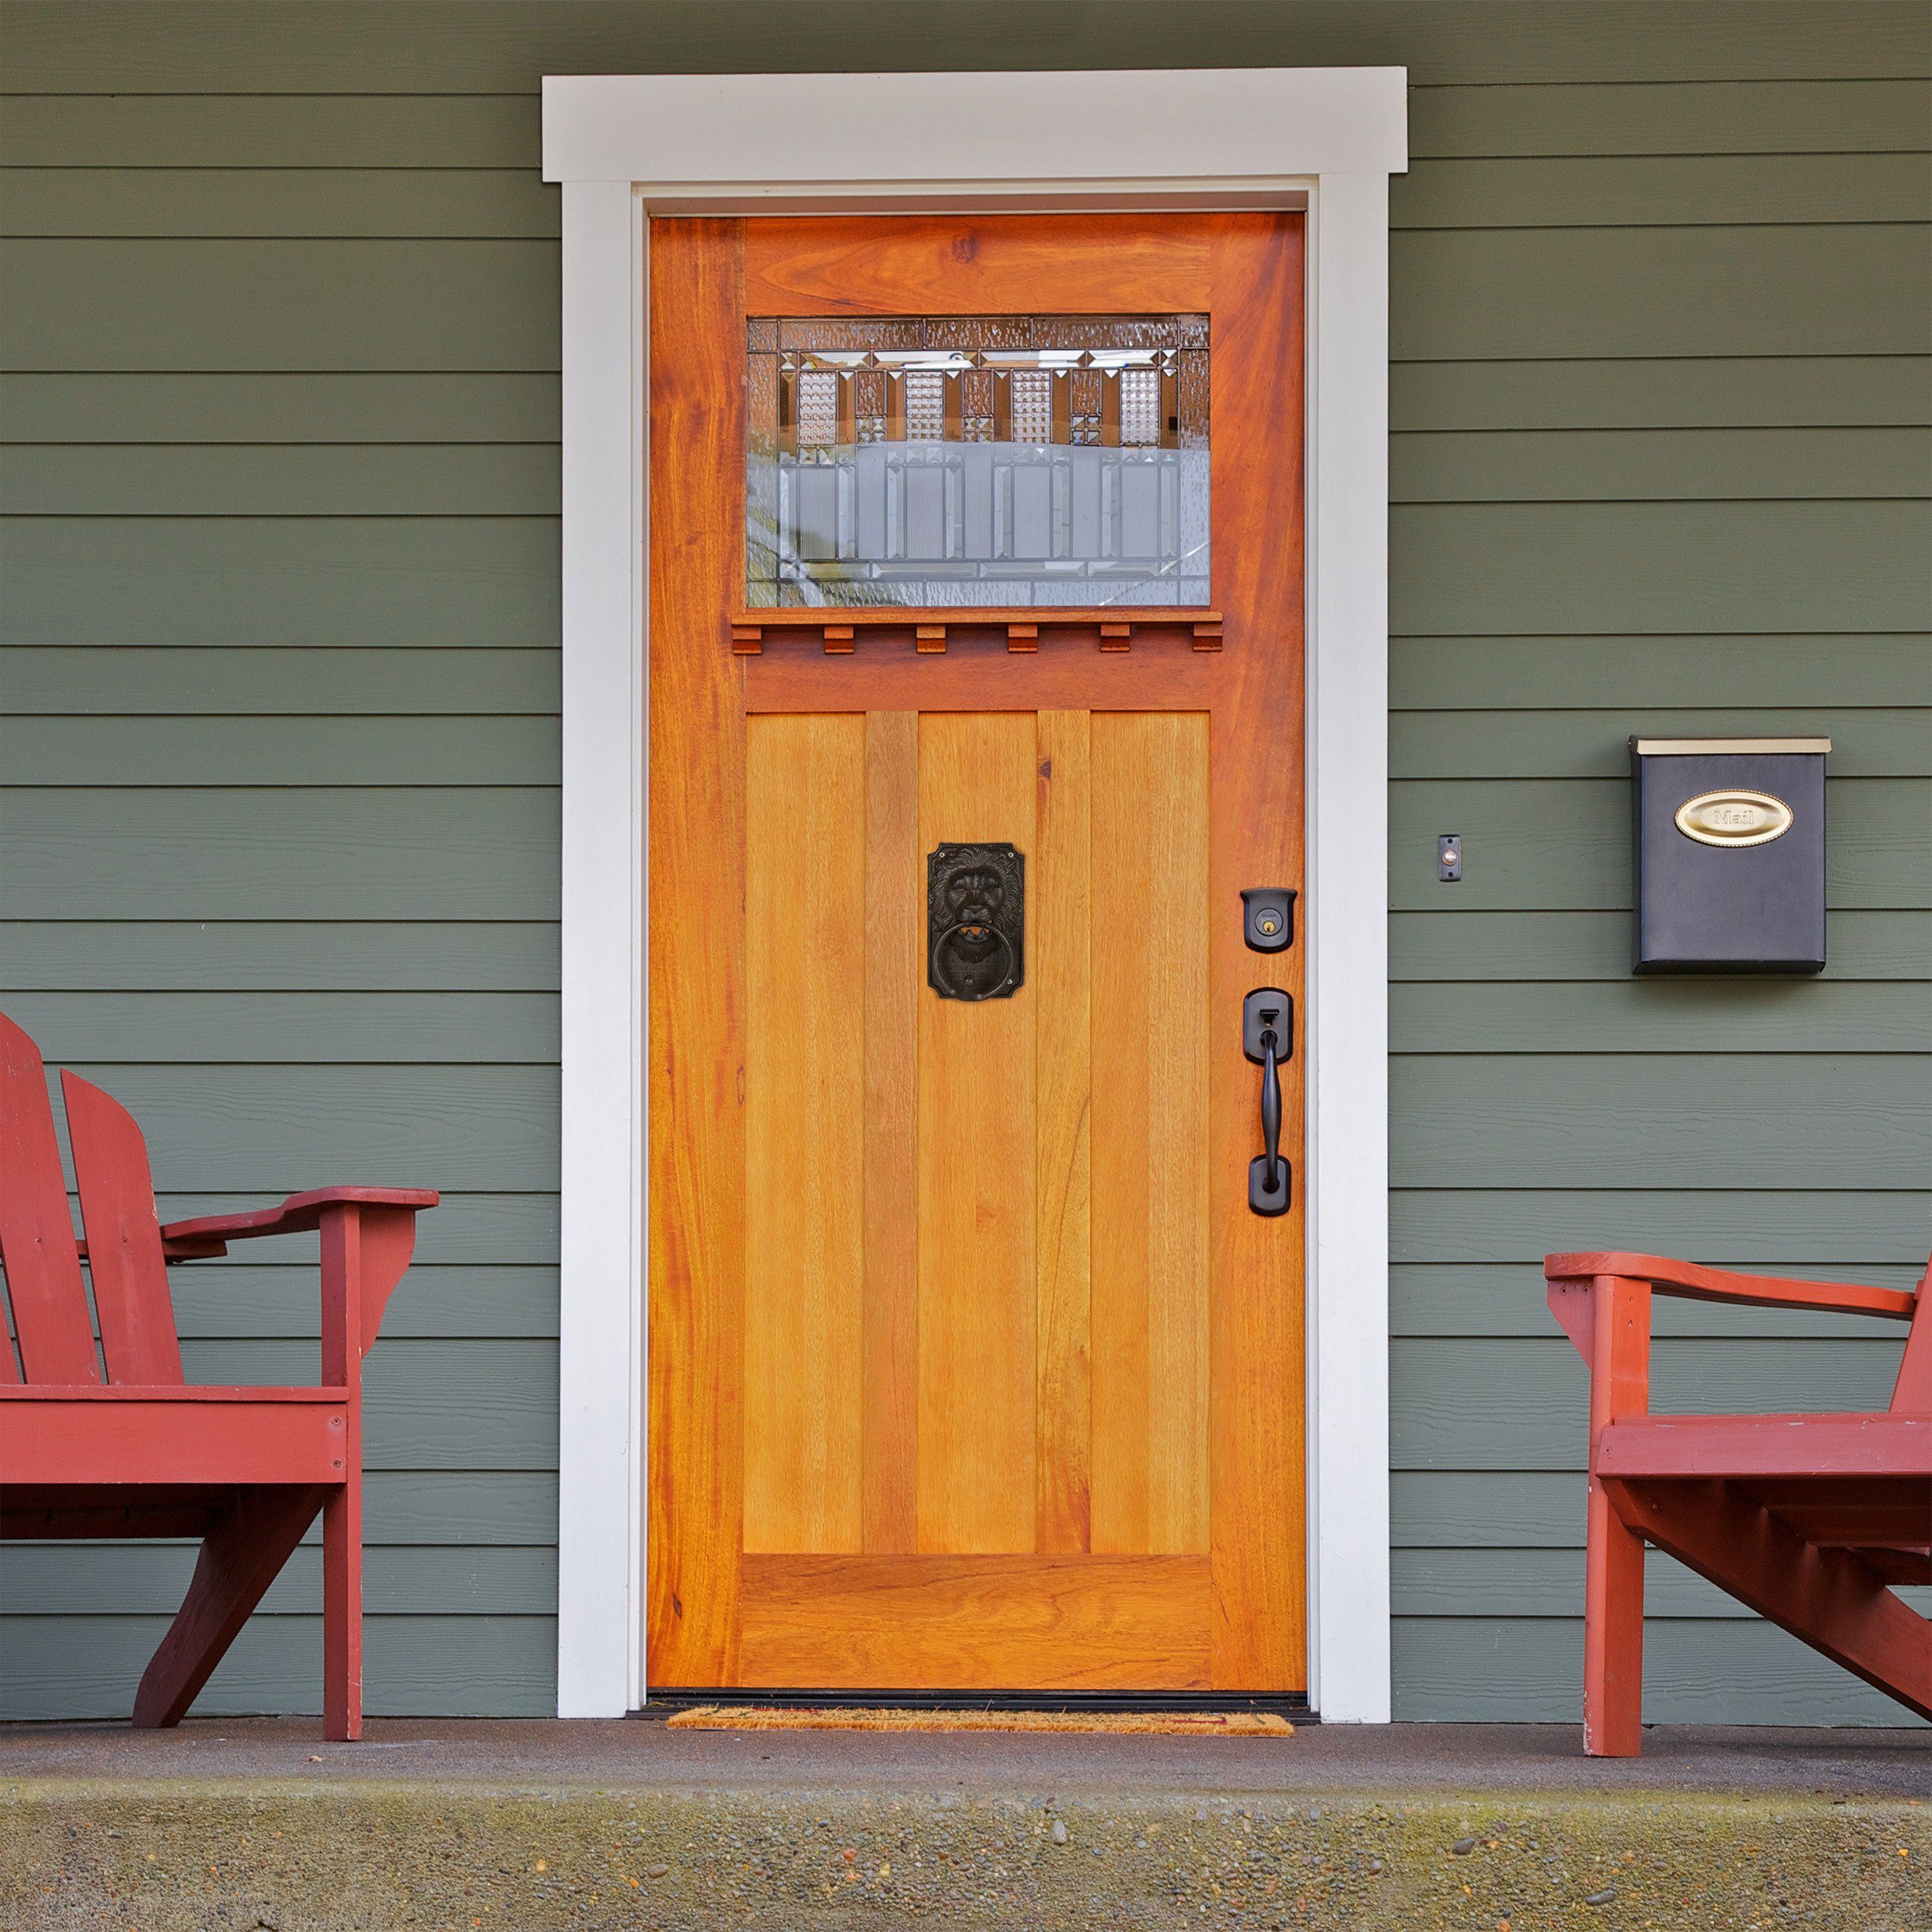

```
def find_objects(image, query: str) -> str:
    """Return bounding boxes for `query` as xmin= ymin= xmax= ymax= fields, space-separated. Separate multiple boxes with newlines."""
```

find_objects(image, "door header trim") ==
xmin=545 ymin=69 xmax=1406 ymax=193
xmin=547 ymin=66 xmax=1403 ymax=1726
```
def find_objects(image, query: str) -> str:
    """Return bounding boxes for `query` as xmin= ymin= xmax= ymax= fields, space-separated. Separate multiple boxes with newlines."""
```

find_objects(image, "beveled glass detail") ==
xmin=746 ymin=314 xmax=1210 ymax=609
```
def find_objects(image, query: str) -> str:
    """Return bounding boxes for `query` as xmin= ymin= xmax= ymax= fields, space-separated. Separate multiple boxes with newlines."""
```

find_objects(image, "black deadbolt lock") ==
xmin=928 ymin=842 xmax=1024 ymax=1001
xmin=1241 ymin=888 xmax=1297 ymax=953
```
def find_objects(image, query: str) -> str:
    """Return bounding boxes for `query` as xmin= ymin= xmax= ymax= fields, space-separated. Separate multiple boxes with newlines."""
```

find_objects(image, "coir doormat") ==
xmin=663 ymin=1705 xmax=1293 ymax=1737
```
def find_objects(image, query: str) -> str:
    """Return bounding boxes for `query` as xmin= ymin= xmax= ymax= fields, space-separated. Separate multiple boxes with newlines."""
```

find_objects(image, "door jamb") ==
xmin=545 ymin=67 xmax=1406 ymax=1724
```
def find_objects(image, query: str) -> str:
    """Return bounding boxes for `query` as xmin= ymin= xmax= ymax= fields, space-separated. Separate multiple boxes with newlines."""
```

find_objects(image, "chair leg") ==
xmin=133 ymin=1487 xmax=325 ymax=1728
xmin=1583 ymin=1475 xmax=1646 ymax=1755
xmin=322 ymin=1478 xmax=363 ymax=1742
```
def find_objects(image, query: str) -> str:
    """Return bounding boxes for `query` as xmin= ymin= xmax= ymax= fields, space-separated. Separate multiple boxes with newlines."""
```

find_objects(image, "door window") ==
xmin=746 ymin=313 xmax=1210 ymax=608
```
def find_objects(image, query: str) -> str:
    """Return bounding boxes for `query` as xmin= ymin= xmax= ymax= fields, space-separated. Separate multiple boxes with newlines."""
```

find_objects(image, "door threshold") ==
xmin=636 ymin=1689 xmax=1315 ymax=1721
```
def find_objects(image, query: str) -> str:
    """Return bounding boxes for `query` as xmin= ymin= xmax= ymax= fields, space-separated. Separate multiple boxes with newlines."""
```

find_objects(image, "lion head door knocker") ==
xmin=927 ymin=842 xmax=1025 ymax=1001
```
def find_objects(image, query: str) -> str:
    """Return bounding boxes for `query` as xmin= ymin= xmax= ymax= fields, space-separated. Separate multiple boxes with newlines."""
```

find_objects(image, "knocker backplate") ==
xmin=928 ymin=841 xmax=1025 ymax=1001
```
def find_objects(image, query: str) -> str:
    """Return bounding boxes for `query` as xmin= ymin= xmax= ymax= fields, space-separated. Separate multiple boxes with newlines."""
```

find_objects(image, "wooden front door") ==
xmin=647 ymin=214 xmax=1305 ymax=1694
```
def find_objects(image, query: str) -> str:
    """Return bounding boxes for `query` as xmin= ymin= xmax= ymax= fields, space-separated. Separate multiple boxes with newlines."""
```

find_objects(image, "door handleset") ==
xmin=1243 ymin=989 xmax=1292 ymax=1217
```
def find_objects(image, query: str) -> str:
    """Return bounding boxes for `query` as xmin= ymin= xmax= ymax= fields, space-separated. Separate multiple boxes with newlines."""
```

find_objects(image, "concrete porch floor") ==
xmin=3 ymin=1717 xmax=1927 ymax=1930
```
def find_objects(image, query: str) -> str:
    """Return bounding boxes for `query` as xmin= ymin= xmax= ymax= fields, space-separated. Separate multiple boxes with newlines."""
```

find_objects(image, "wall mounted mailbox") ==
xmin=1631 ymin=737 xmax=1830 ymax=974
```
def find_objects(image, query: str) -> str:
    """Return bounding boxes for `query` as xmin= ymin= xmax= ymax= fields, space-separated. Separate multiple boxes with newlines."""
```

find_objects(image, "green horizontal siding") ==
xmin=1393 ymin=358 xmax=1932 ymax=430
xmin=0 ymin=646 xmax=560 ymax=713
xmin=1392 ymin=909 xmax=1932 ymax=981
xmin=1392 ymin=636 xmax=1932 ymax=708
xmin=0 ymin=517 xmax=559 ymax=645
xmin=1395 ymin=1264 xmax=1924 ymax=1339
xmin=1407 ymin=79 xmax=1932 ymax=156
xmin=0 ymin=239 xmax=561 ymax=369
xmin=1392 ymin=502 xmax=1929 ymax=632
xmin=1392 ymin=152 xmax=1932 ymax=227
xmin=0 ymin=1546 xmax=558 ymax=1617
xmin=1392 ymin=227 xmax=1931 ymax=358
xmin=0 ymin=715 xmax=560 ymax=784
xmin=4 ymin=789 xmax=561 ymax=917
xmin=0 ymin=1617 xmax=555 ymax=1721
xmin=165 ymin=1265 xmax=558 ymax=1340
xmin=0 ymin=372 xmax=561 ymax=442
xmin=1393 ymin=1620 xmax=1922 ymax=1725
xmin=3 ymin=3 xmax=1927 ymax=1728
xmin=1392 ymin=708 xmax=1932 ymax=776
xmin=1394 ymin=1189 xmax=1932 ymax=1267
xmin=0 ymin=921 xmax=559 ymax=990
xmin=4 ymin=1 xmax=1926 ymax=89
xmin=1389 ymin=778 xmax=1932 ymax=909
xmin=0 ymin=444 xmax=561 ymax=515
xmin=0 ymin=168 xmax=561 ymax=238
xmin=1391 ymin=980 xmax=1932 ymax=1053
xmin=5 ymin=991 xmax=559 ymax=1061
xmin=1393 ymin=1338 xmax=1909 ymax=1469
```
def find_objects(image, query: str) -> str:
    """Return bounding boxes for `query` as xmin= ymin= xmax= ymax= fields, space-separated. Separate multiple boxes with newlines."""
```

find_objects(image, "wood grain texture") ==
xmin=744 ymin=214 xmax=1211 ymax=317
xmin=1205 ymin=214 xmax=1307 ymax=1689
xmin=743 ymin=714 xmax=866 ymax=1552
xmin=1090 ymin=713 xmax=1211 ymax=1558
xmin=915 ymin=712 xmax=1038 ymax=1555
xmin=1032 ymin=710 xmax=1092 ymax=1555
xmin=646 ymin=217 xmax=746 ymax=1686
xmin=739 ymin=1553 xmax=1210 ymax=1691
xmin=744 ymin=648 xmax=1217 ymax=715
xmin=862 ymin=711 xmax=920 ymax=1553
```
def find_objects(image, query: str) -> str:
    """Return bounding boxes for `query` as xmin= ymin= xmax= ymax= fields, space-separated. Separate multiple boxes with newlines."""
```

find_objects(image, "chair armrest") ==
xmin=157 ymin=1187 xmax=438 ymax=1258
xmin=1546 ymin=1251 xmax=1918 ymax=1323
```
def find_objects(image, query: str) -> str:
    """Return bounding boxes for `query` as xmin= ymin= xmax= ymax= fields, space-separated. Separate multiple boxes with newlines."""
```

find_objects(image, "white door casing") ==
xmin=544 ymin=67 xmax=1405 ymax=1721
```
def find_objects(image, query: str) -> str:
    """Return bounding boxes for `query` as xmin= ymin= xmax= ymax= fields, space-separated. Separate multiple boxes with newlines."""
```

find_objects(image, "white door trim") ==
xmin=544 ymin=67 xmax=1405 ymax=1723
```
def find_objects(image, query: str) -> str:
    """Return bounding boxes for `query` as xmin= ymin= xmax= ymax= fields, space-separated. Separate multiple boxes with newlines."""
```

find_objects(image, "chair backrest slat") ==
xmin=0 ymin=1014 xmax=100 ymax=1384
xmin=63 ymin=1069 xmax=183 ymax=1385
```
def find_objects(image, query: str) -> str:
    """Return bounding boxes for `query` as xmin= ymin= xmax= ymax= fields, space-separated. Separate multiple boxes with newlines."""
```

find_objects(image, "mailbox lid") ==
xmin=1632 ymin=739 xmax=1828 ymax=974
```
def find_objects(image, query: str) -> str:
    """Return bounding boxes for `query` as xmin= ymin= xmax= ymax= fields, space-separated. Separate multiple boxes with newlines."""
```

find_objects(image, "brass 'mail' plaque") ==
xmin=1674 ymin=789 xmax=1794 ymax=848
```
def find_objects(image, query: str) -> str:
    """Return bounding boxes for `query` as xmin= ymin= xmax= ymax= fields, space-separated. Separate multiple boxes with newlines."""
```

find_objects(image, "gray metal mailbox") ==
xmin=1631 ymin=737 xmax=1830 ymax=974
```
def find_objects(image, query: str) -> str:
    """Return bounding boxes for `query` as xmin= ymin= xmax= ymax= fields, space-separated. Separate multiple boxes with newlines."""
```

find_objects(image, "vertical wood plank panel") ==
xmin=1090 ymin=718 xmax=1152 ymax=1551
xmin=1208 ymin=213 xmax=1308 ymax=1688
xmin=743 ymin=713 xmax=866 ymax=1552
xmin=1145 ymin=715 xmax=1212 ymax=1554
xmin=1033 ymin=709 xmax=1092 ymax=1554
xmin=646 ymin=217 xmax=746 ymax=1683
xmin=1091 ymin=713 xmax=1211 ymax=1557
xmin=863 ymin=709 xmax=921 ymax=1552
xmin=916 ymin=712 xmax=1038 ymax=1554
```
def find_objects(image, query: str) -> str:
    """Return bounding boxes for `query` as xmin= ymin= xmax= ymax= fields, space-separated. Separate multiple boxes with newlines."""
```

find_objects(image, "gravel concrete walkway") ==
xmin=4 ymin=1717 xmax=1927 ymax=1930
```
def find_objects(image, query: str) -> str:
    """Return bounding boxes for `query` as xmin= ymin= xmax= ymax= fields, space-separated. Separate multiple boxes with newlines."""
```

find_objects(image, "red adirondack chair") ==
xmin=1546 ymin=1248 xmax=1931 ymax=1755
xmin=0 ymin=1011 xmax=435 ymax=1740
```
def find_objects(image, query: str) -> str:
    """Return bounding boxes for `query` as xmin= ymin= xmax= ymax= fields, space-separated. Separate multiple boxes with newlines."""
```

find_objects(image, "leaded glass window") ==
xmin=746 ymin=315 xmax=1210 ymax=609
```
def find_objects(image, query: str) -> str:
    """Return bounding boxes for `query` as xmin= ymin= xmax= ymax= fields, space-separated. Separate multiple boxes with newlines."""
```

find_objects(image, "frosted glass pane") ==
xmin=746 ymin=314 xmax=1210 ymax=609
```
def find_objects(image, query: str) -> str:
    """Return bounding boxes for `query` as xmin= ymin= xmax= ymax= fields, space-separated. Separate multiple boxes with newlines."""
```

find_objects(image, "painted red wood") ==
xmin=0 ymin=1012 xmax=100 ymax=1383
xmin=1582 ymin=1275 xmax=1649 ymax=1759
xmin=1597 ymin=1413 xmax=1932 ymax=1480
xmin=0 ymin=1393 xmax=349 ymax=1484
xmin=132 ymin=1485 xmax=328 ymax=1727
xmin=1890 ymin=1257 xmax=1932 ymax=1411
xmin=1546 ymin=1251 xmax=1917 ymax=1322
xmin=62 ymin=1069 xmax=183 ymax=1385
xmin=0 ymin=1008 xmax=435 ymax=1740
xmin=1603 ymin=1476 xmax=1931 ymax=1723
xmin=1547 ymin=1251 xmax=1932 ymax=1757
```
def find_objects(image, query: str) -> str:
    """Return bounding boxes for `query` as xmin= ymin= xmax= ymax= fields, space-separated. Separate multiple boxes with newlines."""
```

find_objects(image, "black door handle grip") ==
xmin=1243 ymin=989 xmax=1292 ymax=1217
xmin=1259 ymin=1029 xmax=1283 ymax=1194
